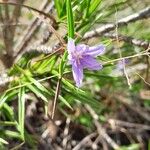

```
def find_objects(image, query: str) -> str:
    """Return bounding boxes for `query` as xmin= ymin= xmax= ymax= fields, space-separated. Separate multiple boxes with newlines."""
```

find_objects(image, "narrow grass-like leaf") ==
xmin=84 ymin=0 xmax=91 ymax=18
xmin=118 ymin=143 xmax=140 ymax=150
xmin=67 ymin=0 xmax=74 ymax=38
xmin=26 ymin=84 xmax=48 ymax=102
xmin=26 ymin=77 xmax=50 ymax=96
xmin=0 ymin=121 xmax=16 ymax=126
xmin=59 ymin=95 xmax=73 ymax=110
xmin=2 ymin=103 xmax=15 ymax=121
xmin=0 ymin=138 xmax=8 ymax=145
xmin=62 ymin=78 xmax=101 ymax=109
xmin=3 ymin=130 xmax=21 ymax=139
xmin=88 ymin=0 xmax=102 ymax=16
xmin=54 ymin=0 xmax=62 ymax=18
xmin=0 ymin=90 xmax=18 ymax=109
xmin=15 ymin=65 xmax=49 ymax=102
xmin=54 ymin=0 xmax=66 ymax=18
xmin=35 ymin=56 xmax=56 ymax=74
xmin=18 ymin=86 xmax=25 ymax=140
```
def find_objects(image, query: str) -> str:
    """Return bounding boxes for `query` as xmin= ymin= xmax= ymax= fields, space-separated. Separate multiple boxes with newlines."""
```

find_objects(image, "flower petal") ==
xmin=85 ymin=44 xmax=105 ymax=57
xmin=72 ymin=61 xmax=83 ymax=87
xmin=67 ymin=38 xmax=76 ymax=54
xmin=81 ymin=55 xmax=102 ymax=70
xmin=76 ymin=44 xmax=89 ymax=53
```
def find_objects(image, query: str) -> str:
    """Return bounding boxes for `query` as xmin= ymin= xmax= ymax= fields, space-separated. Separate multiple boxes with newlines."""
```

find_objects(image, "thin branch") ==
xmin=115 ymin=95 xmax=150 ymax=122
xmin=85 ymin=104 xmax=120 ymax=150
xmin=136 ymin=72 xmax=150 ymax=86
xmin=12 ymin=0 xmax=25 ymax=23
xmin=51 ymin=77 xmax=62 ymax=119
xmin=108 ymin=119 xmax=150 ymax=130
xmin=72 ymin=133 xmax=97 ymax=150
xmin=115 ymin=8 xmax=131 ymax=88
xmin=83 ymin=7 xmax=150 ymax=39
xmin=11 ymin=0 xmax=25 ymax=39
xmin=0 ymin=2 xmax=56 ymax=23
xmin=13 ymin=1 xmax=55 ymax=58
xmin=103 ymin=50 xmax=150 ymax=65
xmin=104 ymin=33 xmax=150 ymax=49
xmin=62 ymin=118 xmax=71 ymax=149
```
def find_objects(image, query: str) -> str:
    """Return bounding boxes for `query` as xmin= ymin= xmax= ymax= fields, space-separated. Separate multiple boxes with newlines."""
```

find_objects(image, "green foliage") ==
xmin=67 ymin=0 xmax=75 ymax=38
xmin=0 ymin=0 xmax=149 ymax=149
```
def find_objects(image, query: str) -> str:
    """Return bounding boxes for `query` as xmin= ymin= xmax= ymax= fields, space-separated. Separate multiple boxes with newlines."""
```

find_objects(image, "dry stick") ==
xmin=108 ymin=119 xmax=150 ymax=130
xmin=91 ymin=135 xmax=102 ymax=150
xmin=51 ymin=77 xmax=62 ymax=119
xmin=85 ymin=104 xmax=120 ymax=150
xmin=72 ymin=133 xmax=97 ymax=150
xmin=0 ymin=2 xmax=56 ymax=22
xmin=115 ymin=95 xmax=150 ymax=122
xmin=135 ymin=72 xmax=150 ymax=86
xmin=11 ymin=0 xmax=25 ymax=38
xmin=0 ymin=3 xmax=15 ymax=68
xmin=12 ymin=0 xmax=25 ymax=22
xmin=103 ymin=50 xmax=150 ymax=65
xmin=103 ymin=33 xmax=150 ymax=49
xmin=115 ymin=8 xmax=132 ymax=89
xmin=0 ymin=1 xmax=55 ymax=59
xmin=34 ymin=11 xmax=65 ymax=45
xmin=13 ymin=0 xmax=54 ymax=58
xmin=62 ymin=118 xmax=71 ymax=149
xmin=83 ymin=7 xmax=150 ymax=39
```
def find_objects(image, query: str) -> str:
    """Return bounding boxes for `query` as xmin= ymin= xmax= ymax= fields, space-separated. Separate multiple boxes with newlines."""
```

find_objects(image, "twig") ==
xmin=33 ymin=11 xmax=65 ymax=45
xmin=115 ymin=8 xmax=131 ymax=89
xmin=103 ymin=51 xmax=150 ymax=65
xmin=115 ymin=95 xmax=150 ymax=122
xmin=51 ymin=77 xmax=62 ymax=119
xmin=103 ymin=33 xmax=150 ymax=49
xmin=11 ymin=0 xmax=25 ymax=39
xmin=83 ymin=7 xmax=150 ymax=39
xmin=72 ymin=133 xmax=97 ymax=150
xmin=62 ymin=118 xmax=71 ymax=149
xmin=13 ymin=0 xmax=54 ymax=58
xmin=85 ymin=104 xmax=120 ymax=150
xmin=108 ymin=119 xmax=150 ymax=130
xmin=0 ymin=2 xmax=56 ymax=23
xmin=136 ymin=73 xmax=150 ymax=86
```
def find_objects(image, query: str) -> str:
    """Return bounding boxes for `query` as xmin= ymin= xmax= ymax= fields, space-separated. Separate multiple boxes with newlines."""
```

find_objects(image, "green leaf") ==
xmin=54 ymin=0 xmax=62 ymax=18
xmin=84 ymin=0 xmax=91 ymax=18
xmin=88 ymin=0 xmax=102 ymax=16
xmin=0 ymin=138 xmax=8 ymax=145
xmin=67 ymin=0 xmax=74 ymax=38
xmin=26 ymin=84 xmax=48 ymax=102
xmin=15 ymin=65 xmax=50 ymax=102
xmin=26 ymin=77 xmax=50 ymax=97
xmin=0 ymin=90 xmax=18 ymax=109
xmin=118 ymin=143 xmax=140 ymax=150
xmin=0 ymin=121 xmax=16 ymax=126
xmin=3 ymin=130 xmax=22 ymax=139
xmin=62 ymin=78 xmax=102 ymax=109
xmin=54 ymin=0 xmax=66 ymax=18
xmin=59 ymin=95 xmax=73 ymax=110
xmin=2 ymin=103 xmax=15 ymax=121
xmin=18 ymin=86 xmax=25 ymax=140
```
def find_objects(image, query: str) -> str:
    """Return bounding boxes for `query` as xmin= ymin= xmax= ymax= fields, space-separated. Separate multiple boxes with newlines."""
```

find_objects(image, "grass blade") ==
xmin=18 ymin=86 xmax=25 ymax=140
xmin=0 ymin=138 xmax=8 ymax=145
xmin=67 ymin=0 xmax=74 ymax=38
xmin=88 ymin=0 xmax=102 ymax=16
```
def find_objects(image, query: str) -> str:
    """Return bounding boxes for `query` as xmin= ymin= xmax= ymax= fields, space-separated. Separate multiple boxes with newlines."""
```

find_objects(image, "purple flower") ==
xmin=117 ymin=59 xmax=129 ymax=70
xmin=67 ymin=38 xmax=105 ymax=87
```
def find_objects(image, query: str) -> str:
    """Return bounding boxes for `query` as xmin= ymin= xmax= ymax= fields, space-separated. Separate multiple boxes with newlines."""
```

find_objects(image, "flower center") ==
xmin=72 ymin=51 xmax=82 ymax=64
